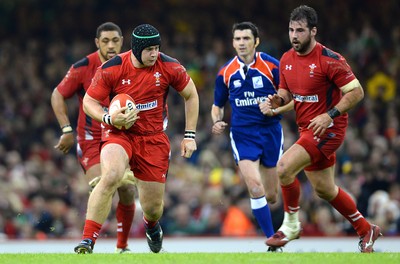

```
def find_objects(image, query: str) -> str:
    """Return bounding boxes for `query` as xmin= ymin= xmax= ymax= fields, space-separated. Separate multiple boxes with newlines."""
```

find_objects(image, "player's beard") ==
xmin=292 ymin=36 xmax=311 ymax=54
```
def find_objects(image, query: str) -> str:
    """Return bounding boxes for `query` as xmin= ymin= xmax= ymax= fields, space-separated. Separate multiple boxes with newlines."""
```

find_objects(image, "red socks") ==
xmin=116 ymin=202 xmax=135 ymax=249
xmin=82 ymin=202 xmax=135 ymax=248
xmin=281 ymin=178 xmax=301 ymax=213
xmin=329 ymin=188 xmax=370 ymax=236
xmin=282 ymin=178 xmax=370 ymax=237
xmin=82 ymin=219 xmax=102 ymax=243
xmin=143 ymin=216 xmax=158 ymax=229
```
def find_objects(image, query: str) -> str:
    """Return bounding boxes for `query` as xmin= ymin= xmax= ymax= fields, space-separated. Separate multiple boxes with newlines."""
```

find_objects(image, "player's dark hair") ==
xmin=290 ymin=5 xmax=318 ymax=29
xmin=232 ymin=22 xmax=259 ymax=43
xmin=96 ymin=22 xmax=123 ymax=38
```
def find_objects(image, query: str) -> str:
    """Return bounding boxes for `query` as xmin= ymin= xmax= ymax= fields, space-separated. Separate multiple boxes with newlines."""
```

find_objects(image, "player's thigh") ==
xmin=100 ymin=143 xmax=130 ymax=183
xmin=238 ymin=159 xmax=261 ymax=183
xmin=278 ymin=144 xmax=311 ymax=179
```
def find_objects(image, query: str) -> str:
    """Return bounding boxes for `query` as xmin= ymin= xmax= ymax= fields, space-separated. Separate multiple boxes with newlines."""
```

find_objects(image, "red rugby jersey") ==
xmin=279 ymin=42 xmax=356 ymax=130
xmin=56 ymin=51 xmax=109 ymax=141
xmin=87 ymin=51 xmax=190 ymax=135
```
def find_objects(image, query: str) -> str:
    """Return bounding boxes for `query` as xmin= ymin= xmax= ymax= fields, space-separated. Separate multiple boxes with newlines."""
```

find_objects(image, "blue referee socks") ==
xmin=251 ymin=196 xmax=274 ymax=237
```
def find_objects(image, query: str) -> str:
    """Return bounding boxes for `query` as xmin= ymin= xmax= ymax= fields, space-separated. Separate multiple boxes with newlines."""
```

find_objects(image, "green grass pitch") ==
xmin=0 ymin=253 xmax=399 ymax=264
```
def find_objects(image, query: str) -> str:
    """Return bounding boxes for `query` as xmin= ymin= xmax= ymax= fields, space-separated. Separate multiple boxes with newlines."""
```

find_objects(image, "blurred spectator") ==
xmin=368 ymin=188 xmax=400 ymax=236
xmin=221 ymin=197 xmax=257 ymax=237
xmin=165 ymin=204 xmax=207 ymax=236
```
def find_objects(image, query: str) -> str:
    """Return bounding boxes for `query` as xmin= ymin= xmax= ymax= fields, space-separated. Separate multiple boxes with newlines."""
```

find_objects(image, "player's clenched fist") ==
xmin=181 ymin=138 xmax=197 ymax=158
xmin=212 ymin=120 xmax=228 ymax=135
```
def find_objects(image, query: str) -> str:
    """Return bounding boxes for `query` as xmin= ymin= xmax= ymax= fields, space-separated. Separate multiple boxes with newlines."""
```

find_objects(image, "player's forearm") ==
xmin=184 ymin=94 xmax=199 ymax=131
xmin=333 ymin=86 xmax=364 ymax=114
xmin=211 ymin=104 xmax=224 ymax=123
xmin=51 ymin=88 xmax=71 ymax=128
xmin=277 ymin=89 xmax=292 ymax=106
xmin=83 ymin=94 xmax=106 ymax=123
xmin=180 ymin=79 xmax=199 ymax=131
xmin=274 ymin=100 xmax=294 ymax=115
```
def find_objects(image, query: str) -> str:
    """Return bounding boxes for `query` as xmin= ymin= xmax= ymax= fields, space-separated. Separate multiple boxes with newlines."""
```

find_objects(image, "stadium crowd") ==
xmin=0 ymin=0 xmax=399 ymax=240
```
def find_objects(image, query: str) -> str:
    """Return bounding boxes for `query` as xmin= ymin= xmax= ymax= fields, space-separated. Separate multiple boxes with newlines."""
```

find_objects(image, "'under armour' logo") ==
xmin=285 ymin=65 xmax=292 ymax=70
xmin=122 ymin=79 xmax=131 ymax=85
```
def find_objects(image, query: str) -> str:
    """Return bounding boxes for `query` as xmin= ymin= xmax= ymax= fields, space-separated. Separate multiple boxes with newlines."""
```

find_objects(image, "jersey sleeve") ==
xmin=86 ymin=67 xmax=113 ymax=101
xmin=213 ymin=70 xmax=229 ymax=107
xmin=56 ymin=65 xmax=82 ymax=98
xmin=324 ymin=53 xmax=356 ymax=88
xmin=169 ymin=63 xmax=191 ymax=92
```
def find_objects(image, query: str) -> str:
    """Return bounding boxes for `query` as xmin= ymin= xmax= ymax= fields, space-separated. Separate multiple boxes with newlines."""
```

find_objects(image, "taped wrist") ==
xmin=102 ymin=113 xmax=113 ymax=125
xmin=61 ymin=125 xmax=73 ymax=134
xmin=327 ymin=107 xmax=341 ymax=119
xmin=184 ymin=130 xmax=196 ymax=140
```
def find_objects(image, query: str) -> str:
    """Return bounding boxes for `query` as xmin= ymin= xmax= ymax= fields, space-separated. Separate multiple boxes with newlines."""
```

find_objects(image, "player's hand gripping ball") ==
xmin=109 ymin=93 xmax=136 ymax=130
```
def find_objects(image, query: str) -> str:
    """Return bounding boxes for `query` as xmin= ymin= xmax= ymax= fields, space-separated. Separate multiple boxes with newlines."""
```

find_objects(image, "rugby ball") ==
xmin=108 ymin=93 xmax=136 ymax=130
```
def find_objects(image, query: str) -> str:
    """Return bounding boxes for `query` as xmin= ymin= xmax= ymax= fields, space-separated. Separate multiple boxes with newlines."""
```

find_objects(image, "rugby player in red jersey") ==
xmin=51 ymin=22 xmax=135 ymax=253
xmin=265 ymin=5 xmax=381 ymax=253
xmin=74 ymin=24 xmax=199 ymax=254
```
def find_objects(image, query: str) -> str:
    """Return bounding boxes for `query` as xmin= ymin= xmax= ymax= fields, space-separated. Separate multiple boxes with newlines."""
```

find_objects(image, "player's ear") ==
xmin=255 ymin=37 xmax=260 ymax=48
xmin=311 ymin=27 xmax=317 ymax=38
xmin=95 ymin=38 xmax=100 ymax=48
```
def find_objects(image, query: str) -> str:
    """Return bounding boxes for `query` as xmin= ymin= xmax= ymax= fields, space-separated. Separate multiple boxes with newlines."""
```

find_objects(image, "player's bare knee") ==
xmin=141 ymin=201 xmax=163 ymax=219
xmin=101 ymin=169 xmax=123 ymax=188
xmin=314 ymin=186 xmax=332 ymax=201
xmin=249 ymin=185 xmax=264 ymax=198
xmin=142 ymin=208 xmax=162 ymax=220
xmin=276 ymin=161 xmax=288 ymax=178
xmin=316 ymin=191 xmax=329 ymax=200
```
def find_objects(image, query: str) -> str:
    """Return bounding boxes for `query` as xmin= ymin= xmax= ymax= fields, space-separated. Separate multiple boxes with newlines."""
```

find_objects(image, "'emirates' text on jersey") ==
xmin=87 ymin=51 xmax=190 ymax=135
xmin=214 ymin=52 xmax=280 ymax=127
xmin=56 ymin=52 xmax=108 ymax=141
xmin=279 ymin=42 xmax=356 ymax=130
